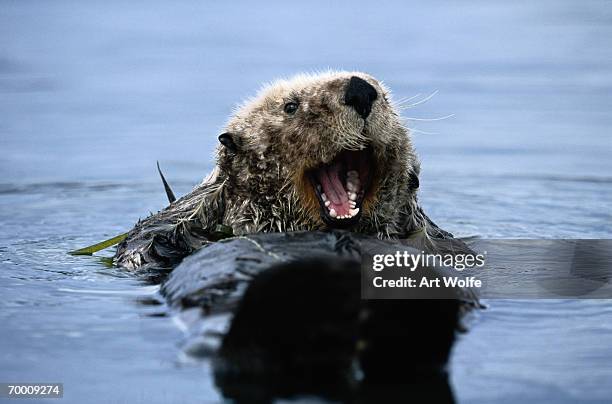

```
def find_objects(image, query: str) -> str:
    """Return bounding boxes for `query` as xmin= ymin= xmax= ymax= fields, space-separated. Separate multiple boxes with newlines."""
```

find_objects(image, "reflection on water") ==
xmin=1 ymin=0 xmax=611 ymax=403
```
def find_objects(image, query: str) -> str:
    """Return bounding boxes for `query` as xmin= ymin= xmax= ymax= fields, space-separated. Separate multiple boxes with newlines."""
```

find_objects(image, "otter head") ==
xmin=216 ymin=71 xmax=419 ymax=231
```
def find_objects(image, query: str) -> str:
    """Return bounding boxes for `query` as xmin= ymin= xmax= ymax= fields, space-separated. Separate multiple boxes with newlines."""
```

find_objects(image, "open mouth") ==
xmin=308 ymin=148 xmax=374 ymax=227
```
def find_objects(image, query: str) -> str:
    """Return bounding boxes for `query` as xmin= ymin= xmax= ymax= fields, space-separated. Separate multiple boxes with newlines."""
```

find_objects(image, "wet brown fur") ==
xmin=115 ymin=71 xmax=464 ymax=270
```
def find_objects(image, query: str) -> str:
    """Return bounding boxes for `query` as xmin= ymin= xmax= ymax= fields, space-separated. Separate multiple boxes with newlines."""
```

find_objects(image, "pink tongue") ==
xmin=317 ymin=162 xmax=350 ymax=216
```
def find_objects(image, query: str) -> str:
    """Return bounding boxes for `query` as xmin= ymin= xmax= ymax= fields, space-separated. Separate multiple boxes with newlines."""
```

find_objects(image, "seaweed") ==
xmin=69 ymin=233 xmax=127 ymax=256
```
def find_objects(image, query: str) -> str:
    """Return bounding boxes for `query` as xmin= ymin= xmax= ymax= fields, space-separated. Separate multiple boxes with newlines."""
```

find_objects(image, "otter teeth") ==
xmin=321 ymin=171 xmax=362 ymax=219
xmin=326 ymin=205 xmax=360 ymax=220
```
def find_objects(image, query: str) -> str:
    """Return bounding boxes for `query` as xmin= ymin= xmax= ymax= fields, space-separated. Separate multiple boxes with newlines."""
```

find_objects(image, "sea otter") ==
xmin=115 ymin=71 xmax=465 ymax=269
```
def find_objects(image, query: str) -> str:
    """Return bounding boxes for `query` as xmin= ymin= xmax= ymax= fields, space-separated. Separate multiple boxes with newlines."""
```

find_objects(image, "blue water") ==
xmin=1 ymin=0 xmax=611 ymax=403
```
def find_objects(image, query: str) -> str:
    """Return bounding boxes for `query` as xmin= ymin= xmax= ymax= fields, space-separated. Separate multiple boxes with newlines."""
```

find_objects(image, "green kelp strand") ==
xmin=69 ymin=233 xmax=128 ymax=256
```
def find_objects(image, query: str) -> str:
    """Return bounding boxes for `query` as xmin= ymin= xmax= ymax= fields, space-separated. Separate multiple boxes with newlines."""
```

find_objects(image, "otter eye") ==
xmin=283 ymin=102 xmax=299 ymax=114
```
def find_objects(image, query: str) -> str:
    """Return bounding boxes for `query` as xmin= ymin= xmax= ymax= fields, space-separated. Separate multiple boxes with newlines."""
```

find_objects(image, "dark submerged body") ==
xmin=157 ymin=230 xmax=478 ymax=402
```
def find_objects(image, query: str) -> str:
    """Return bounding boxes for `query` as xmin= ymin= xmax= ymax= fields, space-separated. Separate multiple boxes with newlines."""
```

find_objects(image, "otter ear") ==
xmin=218 ymin=132 xmax=238 ymax=153
xmin=408 ymin=172 xmax=419 ymax=190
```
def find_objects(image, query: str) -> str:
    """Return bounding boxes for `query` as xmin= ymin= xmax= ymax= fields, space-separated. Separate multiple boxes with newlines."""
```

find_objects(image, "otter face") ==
xmin=218 ymin=71 xmax=416 ymax=230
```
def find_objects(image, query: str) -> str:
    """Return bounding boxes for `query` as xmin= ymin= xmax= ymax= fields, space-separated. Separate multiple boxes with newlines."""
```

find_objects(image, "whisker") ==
xmin=392 ymin=93 xmax=423 ymax=106
xmin=402 ymin=113 xmax=455 ymax=122
xmin=406 ymin=127 xmax=439 ymax=136
xmin=397 ymin=90 xmax=439 ymax=109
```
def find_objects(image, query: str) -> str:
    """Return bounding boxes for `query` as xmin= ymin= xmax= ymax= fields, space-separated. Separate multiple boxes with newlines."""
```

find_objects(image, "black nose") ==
xmin=344 ymin=76 xmax=378 ymax=119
